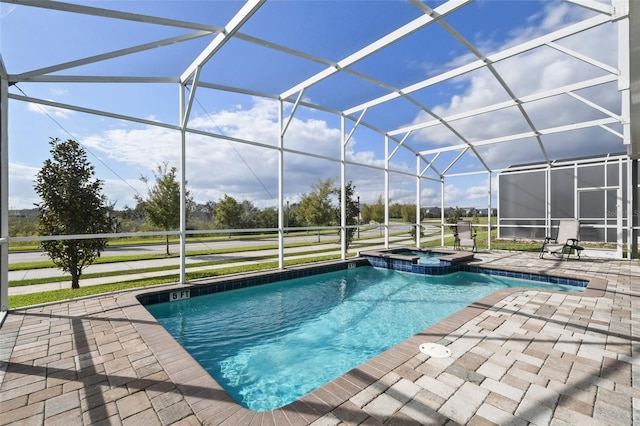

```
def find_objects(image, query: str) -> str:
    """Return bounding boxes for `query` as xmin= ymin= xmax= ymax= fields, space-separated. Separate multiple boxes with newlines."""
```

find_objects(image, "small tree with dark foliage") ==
xmin=298 ymin=178 xmax=336 ymax=242
xmin=35 ymin=138 xmax=113 ymax=289
xmin=135 ymin=163 xmax=190 ymax=255
xmin=335 ymin=181 xmax=359 ymax=250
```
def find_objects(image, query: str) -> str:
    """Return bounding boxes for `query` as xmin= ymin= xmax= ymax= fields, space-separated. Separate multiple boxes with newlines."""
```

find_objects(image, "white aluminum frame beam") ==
xmin=278 ymin=100 xmax=285 ymax=269
xmin=181 ymin=68 xmax=201 ymax=128
xmin=178 ymin=86 xmax=187 ymax=283
xmin=565 ymin=92 xmax=621 ymax=120
xmin=16 ymin=32 xmax=213 ymax=80
xmin=441 ymin=148 xmax=469 ymax=175
xmin=565 ymin=0 xmax=613 ymax=15
xmin=281 ymin=0 xmax=471 ymax=100
xmin=4 ymin=0 xmax=225 ymax=32
xmin=1 ymin=58 xmax=8 ymax=314
xmin=340 ymin=117 xmax=347 ymax=259
xmin=626 ymin=0 xmax=639 ymax=158
xmin=389 ymin=75 xmax=618 ymax=136
xmin=546 ymin=42 xmax=619 ymax=74
xmin=181 ymin=0 xmax=264 ymax=84
xmin=347 ymin=14 xmax=612 ymax=116
xmin=9 ymin=91 xmax=430 ymax=186
xmin=8 ymin=94 xmax=181 ymax=130
xmin=9 ymin=76 xmax=179 ymax=84
xmin=419 ymin=117 xmax=621 ymax=156
xmin=411 ymin=0 xmax=549 ymax=166
xmin=384 ymin=136 xmax=390 ymax=247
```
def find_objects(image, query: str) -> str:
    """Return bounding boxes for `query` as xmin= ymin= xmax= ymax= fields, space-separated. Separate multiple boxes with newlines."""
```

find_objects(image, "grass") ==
xmin=8 ymin=241 xmax=335 ymax=271
xmin=15 ymin=224 xmax=617 ymax=309
xmin=8 ymin=247 xmax=344 ymax=287
xmin=8 ymin=232 xmax=274 ymax=252
xmin=7 ymin=233 xmax=419 ymax=308
xmin=7 ymin=228 xmax=379 ymax=252
xmin=8 ymin=253 xmax=352 ymax=308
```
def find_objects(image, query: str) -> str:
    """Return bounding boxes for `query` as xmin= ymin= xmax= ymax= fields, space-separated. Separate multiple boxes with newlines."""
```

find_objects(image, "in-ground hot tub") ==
xmin=360 ymin=247 xmax=474 ymax=274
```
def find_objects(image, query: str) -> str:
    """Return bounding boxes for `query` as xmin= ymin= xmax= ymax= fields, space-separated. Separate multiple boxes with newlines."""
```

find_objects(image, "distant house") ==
xmin=475 ymin=208 xmax=497 ymax=217
xmin=422 ymin=207 xmax=441 ymax=218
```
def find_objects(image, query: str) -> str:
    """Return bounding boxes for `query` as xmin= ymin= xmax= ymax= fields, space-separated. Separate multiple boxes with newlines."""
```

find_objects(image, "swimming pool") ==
xmin=145 ymin=265 xmax=583 ymax=411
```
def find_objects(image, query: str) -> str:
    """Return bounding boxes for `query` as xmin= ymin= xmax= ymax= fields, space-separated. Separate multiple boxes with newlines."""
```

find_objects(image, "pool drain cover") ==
xmin=419 ymin=343 xmax=451 ymax=358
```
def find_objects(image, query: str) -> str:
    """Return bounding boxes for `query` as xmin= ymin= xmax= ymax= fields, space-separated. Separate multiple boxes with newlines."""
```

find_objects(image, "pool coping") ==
xmin=118 ymin=257 xmax=608 ymax=424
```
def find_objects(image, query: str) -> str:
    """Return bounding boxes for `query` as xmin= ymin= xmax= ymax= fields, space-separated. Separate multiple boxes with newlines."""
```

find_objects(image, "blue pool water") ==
xmin=145 ymin=266 xmax=582 ymax=411
xmin=392 ymin=249 xmax=446 ymax=265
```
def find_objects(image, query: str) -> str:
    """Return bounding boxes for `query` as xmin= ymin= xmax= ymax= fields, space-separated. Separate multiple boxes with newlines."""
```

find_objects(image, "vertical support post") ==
xmin=496 ymin=172 xmax=501 ymax=239
xmin=487 ymin=171 xmax=492 ymax=250
xmin=625 ymin=159 xmax=630 ymax=259
xmin=617 ymin=161 xmax=623 ymax=258
xmin=357 ymin=196 xmax=360 ymax=239
xmin=340 ymin=116 xmax=347 ymax=259
xmin=384 ymin=136 xmax=390 ymax=248
xmin=573 ymin=163 xmax=578 ymax=222
xmin=278 ymin=100 xmax=285 ymax=269
xmin=618 ymin=0 xmax=632 ymax=148
xmin=621 ymin=0 xmax=638 ymax=258
xmin=631 ymin=159 xmax=638 ymax=258
xmin=416 ymin=155 xmax=421 ymax=248
xmin=179 ymin=85 xmax=187 ymax=284
xmin=0 ymin=76 xmax=8 ymax=313
xmin=547 ymin=166 xmax=553 ymax=236
xmin=440 ymin=178 xmax=445 ymax=247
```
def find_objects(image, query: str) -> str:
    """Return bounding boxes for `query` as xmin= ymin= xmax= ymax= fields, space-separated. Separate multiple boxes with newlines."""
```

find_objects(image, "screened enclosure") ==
xmin=1 ymin=0 xmax=639 ymax=315
xmin=498 ymin=154 xmax=639 ymax=257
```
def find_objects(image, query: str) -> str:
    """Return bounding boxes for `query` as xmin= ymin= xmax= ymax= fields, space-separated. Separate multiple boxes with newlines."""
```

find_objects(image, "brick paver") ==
xmin=1 ymin=251 xmax=639 ymax=425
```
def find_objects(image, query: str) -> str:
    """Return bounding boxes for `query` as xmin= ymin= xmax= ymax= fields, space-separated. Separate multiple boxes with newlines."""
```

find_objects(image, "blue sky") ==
xmin=1 ymin=0 xmax=623 ymax=211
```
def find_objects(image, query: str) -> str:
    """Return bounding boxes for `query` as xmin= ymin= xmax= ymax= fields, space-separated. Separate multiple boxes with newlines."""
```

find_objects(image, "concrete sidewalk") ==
xmin=8 ymin=237 xmax=418 ymax=296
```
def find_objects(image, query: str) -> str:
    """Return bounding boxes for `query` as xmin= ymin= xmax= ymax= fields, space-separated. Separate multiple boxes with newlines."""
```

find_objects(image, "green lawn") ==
xmin=8 ymin=253 xmax=353 ymax=308
xmin=7 ymin=234 xmax=417 ymax=308
xmin=12 ymin=222 xmax=621 ymax=309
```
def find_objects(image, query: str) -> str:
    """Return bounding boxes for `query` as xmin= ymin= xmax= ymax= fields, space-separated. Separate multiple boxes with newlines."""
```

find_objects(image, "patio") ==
xmin=1 ymin=250 xmax=638 ymax=425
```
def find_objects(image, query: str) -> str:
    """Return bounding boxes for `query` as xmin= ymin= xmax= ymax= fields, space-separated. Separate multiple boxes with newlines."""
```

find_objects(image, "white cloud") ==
xmin=409 ymin=2 xmax=620 ymax=170
xmin=101 ymin=178 xmax=147 ymax=210
xmin=8 ymin=162 xmax=39 ymax=209
xmin=7 ymin=161 xmax=146 ymax=211
xmin=50 ymin=88 xmax=68 ymax=96
xmin=76 ymin=98 xmax=363 ymax=207
xmin=27 ymin=102 xmax=75 ymax=119
xmin=75 ymin=97 xmax=429 ymax=209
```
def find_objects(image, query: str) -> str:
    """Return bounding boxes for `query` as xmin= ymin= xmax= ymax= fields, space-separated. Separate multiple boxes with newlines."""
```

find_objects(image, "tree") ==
xmin=370 ymin=195 xmax=385 ymax=224
xmin=389 ymin=202 xmax=403 ymax=219
xmin=402 ymin=204 xmax=425 ymax=237
xmin=188 ymin=201 xmax=216 ymax=230
xmin=254 ymin=206 xmax=278 ymax=229
xmin=370 ymin=195 xmax=386 ymax=235
xmin=335 ymin=181 xmax=359 ymax=249
xmin=34 ymin=138 xmax=113 ymax=289
xmin=360 ymin=204 xmax=372 ymax=224
xmin=446 ymin=206 xmax=463 ymax=224
xmin=239 ymin=200 xmax=258 ymax=230
xmin=214 ymin=194 xmax=242 ymax=235
xmin=298 ymin=178 xmax=336 ymax=242
xmin=401 ymin=204 xmax=423 ymax=224
xmin=8 ymin=211 xmax=38 ymax=237
xmin=135 ymin=163 xmax=189 ymax=255
xmin=446 ymin=206 xmax=464 ymax=233
xmin=286 ymin=203 xmax=303 ymax=228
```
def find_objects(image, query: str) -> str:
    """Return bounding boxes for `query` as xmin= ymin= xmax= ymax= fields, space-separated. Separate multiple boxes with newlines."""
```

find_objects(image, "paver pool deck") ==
xmin=1 ymin=250 xmax=639 ymax=425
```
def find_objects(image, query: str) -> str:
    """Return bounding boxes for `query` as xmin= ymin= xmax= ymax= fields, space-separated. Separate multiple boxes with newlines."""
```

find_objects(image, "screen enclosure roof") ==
xmin=1 ymin=0 xmax=636 ymax=184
